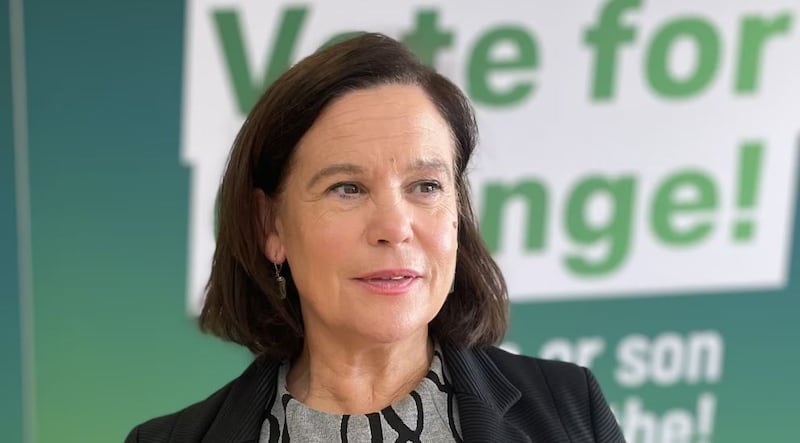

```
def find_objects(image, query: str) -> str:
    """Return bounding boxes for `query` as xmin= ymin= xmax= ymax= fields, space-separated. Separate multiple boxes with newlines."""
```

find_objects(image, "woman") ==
xmin=127 ymin=33 xmax=625 ymax=442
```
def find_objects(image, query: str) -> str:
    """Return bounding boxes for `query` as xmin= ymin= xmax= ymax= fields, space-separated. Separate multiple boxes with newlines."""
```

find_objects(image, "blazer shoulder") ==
xmin=484 ymin=346 xmax=588 ymax=391
xmin=125 ymin=379 xmax=235 ymax=443
xmin=484 ymin=346 xmax=625 ymax=442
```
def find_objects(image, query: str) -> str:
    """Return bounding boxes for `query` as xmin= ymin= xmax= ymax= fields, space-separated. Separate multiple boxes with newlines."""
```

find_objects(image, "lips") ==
xmin=354 ymin=269 xmax=422 ymax=295
xmin=357 ymin=269 xmax=421 ymax=280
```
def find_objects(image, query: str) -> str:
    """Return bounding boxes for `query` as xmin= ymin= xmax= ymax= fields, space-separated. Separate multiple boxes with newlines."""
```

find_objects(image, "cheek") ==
xmin=281 ymin=210 xmax=355 ymax=300
xmin=425 ymin=211 xmax=459 ymax=265
xmin=284 ymin=206 xmax=359 ymax=263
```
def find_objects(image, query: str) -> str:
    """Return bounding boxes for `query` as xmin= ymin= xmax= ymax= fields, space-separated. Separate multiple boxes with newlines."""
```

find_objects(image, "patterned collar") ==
xmin=260 ymin=346 xmax=462 ymax=442
xmin=199 ymin=345 xmax=522 ymax=443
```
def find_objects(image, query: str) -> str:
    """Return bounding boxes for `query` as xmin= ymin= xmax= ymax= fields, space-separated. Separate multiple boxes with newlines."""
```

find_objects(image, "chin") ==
xmin=354 ymin=314 xmax=432 ymax=345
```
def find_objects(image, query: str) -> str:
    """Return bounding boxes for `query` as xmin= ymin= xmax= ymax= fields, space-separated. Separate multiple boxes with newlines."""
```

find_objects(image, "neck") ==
xmin=286 ymin=330 xmax=433 ymax=414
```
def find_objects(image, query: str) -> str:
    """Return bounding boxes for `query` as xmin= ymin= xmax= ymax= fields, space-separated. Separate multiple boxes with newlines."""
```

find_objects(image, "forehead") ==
xmin=292 ymin=84 xmax=455 ymax=170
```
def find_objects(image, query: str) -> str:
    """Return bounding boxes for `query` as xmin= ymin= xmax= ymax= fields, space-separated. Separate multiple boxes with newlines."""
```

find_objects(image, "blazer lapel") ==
xmin=200 ymin=356 xmax=280 ymax=443
xmin=443 ymin=346 xmax=532 ymax=443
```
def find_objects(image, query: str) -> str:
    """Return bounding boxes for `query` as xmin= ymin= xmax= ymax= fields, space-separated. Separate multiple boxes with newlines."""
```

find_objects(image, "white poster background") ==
xmin=182 ymin=0 xmax=800 ymax=314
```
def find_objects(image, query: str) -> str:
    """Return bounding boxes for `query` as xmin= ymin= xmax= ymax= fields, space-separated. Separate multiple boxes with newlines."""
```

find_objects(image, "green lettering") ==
xmin=646 ymin=17 xmax=720 ymax=98
xmin=213 ymin=7 xmax=307 ymax=114
xmin=480 ymin=180 xmax=548 ymax=254
xmin=736 ymin=13 xmax=793 ymax=93
xmin=564 ymin=176 xmax=635 ymax=275
xmin=733 ymin=142 xmax=764 ymax=241
xmin=584 ymin=0 xmax=643 ymax=100
xmin=468 ymin=27 xmax=539 ymax=106
xmin=651 ymin=171 xmax=717 ymax=244
xmin=401 ymin=10 xmax=453 ymax=67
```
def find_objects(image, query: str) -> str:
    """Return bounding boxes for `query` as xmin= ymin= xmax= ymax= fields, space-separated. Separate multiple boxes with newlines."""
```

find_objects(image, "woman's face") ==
xmin=266 ymin=84 xmax=459 ymax=347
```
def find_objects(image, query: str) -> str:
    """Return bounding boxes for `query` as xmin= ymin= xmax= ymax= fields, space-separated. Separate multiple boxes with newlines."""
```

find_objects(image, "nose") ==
xmin=366 ymin=195 xmax=413 ymax=246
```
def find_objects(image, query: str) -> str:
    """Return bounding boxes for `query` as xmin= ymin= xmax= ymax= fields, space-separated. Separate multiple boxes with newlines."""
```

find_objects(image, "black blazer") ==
xmin=126 ymin=346 xmax=625 ymax=442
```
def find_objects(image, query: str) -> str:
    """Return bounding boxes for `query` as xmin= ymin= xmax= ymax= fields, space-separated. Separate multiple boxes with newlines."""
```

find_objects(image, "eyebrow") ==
xmin=410 ymin=158 xmax=452 ymax=180
xmin=306 ymin=158 xmax=453 ymax=190
xmin=306 ymin=163 xmax=366 ymax=190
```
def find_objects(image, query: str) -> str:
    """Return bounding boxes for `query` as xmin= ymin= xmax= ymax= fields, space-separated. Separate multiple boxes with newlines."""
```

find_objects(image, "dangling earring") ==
xmin=449 ymin=277 xmax=455 ymax=295
xmin=274 ymin=262 xmax=287 ymax=299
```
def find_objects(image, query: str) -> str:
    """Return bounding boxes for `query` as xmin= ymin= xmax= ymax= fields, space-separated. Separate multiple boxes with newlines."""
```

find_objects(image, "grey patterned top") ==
xmin=259 ymin=348 xmax=462 ymax=442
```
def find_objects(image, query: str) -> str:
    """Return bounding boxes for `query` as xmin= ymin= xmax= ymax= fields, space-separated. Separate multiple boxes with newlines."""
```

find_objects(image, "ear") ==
xmin=254 ymin=189 xmax=286 ymax=263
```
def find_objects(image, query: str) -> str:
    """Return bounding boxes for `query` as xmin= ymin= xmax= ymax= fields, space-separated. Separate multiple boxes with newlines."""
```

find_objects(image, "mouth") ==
xmin=354 ymin=269 xmax=422 ymax=295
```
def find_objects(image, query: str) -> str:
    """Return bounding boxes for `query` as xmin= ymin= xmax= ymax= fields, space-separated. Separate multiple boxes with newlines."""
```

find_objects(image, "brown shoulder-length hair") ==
xmin=200 ymin=32 xmax=508 ymax=359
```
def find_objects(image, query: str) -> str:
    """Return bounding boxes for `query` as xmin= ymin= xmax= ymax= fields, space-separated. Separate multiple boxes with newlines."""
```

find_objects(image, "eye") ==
xmin=329 ymin=182 xmax=364 ymax=198
xmin=411 ymin=181 xmax=442 ymax=194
